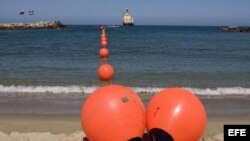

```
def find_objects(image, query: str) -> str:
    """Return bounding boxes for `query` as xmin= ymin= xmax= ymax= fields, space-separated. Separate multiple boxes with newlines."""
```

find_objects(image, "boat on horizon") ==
xmin=122 ymin=8 xmax=134 ymax=26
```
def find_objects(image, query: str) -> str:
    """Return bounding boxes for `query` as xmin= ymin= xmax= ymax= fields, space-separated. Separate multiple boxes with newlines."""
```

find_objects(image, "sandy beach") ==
xmin=0 ymin=114 xmax=84 ymax=141
xmin=0 ymin=114 xmax=249 ymax=141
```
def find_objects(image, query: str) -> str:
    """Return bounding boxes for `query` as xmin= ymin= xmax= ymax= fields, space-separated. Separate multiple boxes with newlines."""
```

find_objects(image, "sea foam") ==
xmin=0 ymin=85 xmax=250 ymax=95
xmin=0 ymin=85 xmax=98 ymax=94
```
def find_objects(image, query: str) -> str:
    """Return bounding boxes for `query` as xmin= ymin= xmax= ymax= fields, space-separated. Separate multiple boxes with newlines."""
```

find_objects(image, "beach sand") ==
xmin=0 ymin=114 xmax=84 ymax=141
xmin=0 ymin=114 xmax=249 ymax=141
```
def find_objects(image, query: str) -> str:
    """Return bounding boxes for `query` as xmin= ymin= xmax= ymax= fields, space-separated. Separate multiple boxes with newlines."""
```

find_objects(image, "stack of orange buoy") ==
xmin=98 ymin=26 xmax=114 ymax=84
xmin=99 ymin=26 xmax=109 ymax=59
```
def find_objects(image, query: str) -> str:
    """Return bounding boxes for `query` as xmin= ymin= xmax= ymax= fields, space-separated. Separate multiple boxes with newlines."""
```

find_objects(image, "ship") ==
xmin=122 ymin=8 xmax=134 ymax=26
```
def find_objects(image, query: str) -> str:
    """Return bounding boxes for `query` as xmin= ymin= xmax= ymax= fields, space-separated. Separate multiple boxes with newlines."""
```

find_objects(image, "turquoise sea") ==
xmin=0 ymin=25 xmax=250 ymax=115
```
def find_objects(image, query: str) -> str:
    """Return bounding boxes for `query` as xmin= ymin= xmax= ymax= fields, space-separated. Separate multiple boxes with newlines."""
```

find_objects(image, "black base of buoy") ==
xmin=83 ymin=137 xmax=90 ymax=141
xmin=143 ymin=133 xmax=150 ymax=141
xmin=149 ymin=128 xmax=174 ymax=141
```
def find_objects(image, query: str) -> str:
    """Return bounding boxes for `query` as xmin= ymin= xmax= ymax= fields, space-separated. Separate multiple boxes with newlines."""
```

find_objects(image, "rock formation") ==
xmin=0 ymin=21 xmax=66 ymax=30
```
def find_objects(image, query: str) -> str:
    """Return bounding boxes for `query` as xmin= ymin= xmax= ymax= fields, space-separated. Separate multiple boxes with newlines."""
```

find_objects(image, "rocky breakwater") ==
xmin=0 ymin=21 xmax=66 ymax=30
xmin=222 ymin=26 xmax=250 ymax=32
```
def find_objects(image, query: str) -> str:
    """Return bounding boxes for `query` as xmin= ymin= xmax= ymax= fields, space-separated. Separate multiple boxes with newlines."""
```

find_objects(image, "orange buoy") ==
xmin=81 ymin=85 xmax=145 ymax=141
xmin=101 ymin=30 xmax=106 ymax=37
xmin=99 ymin=48 xmax=109 ymax=58
xmin=101 ymin=28 xmax=106 ymax=33
xmin=146 ymin=88 xmax=206 ymax=141
xmin=97 ymin=63 xmax=114 ymax=81
xmin=100 ymin=26 xmax=105 ymax=30
xmin=100 ymin=33 xmax=106 ymax=38
xmin=101 ymin=30 xmax=105 ymax=35
xmin=100 ymin=36 xmax=107 ymax=41
xmin=101 ymin=40 xmax=108 ymax=47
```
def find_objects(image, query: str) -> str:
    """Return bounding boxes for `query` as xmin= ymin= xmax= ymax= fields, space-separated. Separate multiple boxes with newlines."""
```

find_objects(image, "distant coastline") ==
xmin=0 ymin=21 xmax=66 ymax=30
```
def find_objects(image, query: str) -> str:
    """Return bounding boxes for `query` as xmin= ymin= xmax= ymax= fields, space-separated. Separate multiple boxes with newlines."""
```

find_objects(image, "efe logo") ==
xmin=224 ymin=125 xmax=250 ymax=141
xmin=228 ymin=129 xmax=246 ymax=136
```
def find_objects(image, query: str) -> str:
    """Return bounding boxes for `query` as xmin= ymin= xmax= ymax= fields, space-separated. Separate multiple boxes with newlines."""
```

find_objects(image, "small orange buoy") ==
xmin=81 ymin=85 xmax=145 ymax=141
xmin=100 ymin=36 xmax=107 ymax=41
xmin=100 ymin=33 xmax=106 ymax=38
xmin=102 ymin=30 xmax=105 ymax=35
xmin=101 ymin=28 xmax=106 ymax=33
xmin=101 ymin=40 xmax=108 ymax=47
xmin=146 ymin=88 xmax=206 ymax=141
xmin=100 ymin=26 xmax=105 ymax=30
xmin=99 ymin=48 xmax=109 ymax=58
xmin=97 ymin=63 xmax=114 ymax=81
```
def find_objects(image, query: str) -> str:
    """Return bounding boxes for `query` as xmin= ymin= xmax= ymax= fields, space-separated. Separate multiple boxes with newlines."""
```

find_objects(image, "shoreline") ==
xmin=1 ymin=92 xmax=249 ymax=116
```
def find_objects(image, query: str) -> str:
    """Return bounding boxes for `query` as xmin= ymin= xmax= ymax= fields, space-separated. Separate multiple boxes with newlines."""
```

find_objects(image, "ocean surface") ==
xmin=0 ymin=25 xmax=250 ymax=115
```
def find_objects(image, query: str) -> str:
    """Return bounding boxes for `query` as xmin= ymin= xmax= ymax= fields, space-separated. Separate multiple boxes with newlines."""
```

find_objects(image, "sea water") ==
xmin=0 ymin=26 xmax=250 ymax=114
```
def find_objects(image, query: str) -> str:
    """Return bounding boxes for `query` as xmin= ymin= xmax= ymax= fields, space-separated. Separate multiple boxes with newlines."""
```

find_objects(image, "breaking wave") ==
xmin=0 ymin=85 xmax=250 ymax=95
xmin=0 ymin=85 xmax=98 ymax=94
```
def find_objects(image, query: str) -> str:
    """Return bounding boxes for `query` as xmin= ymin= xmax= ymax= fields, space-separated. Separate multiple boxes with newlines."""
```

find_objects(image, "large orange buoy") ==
xmin=97 ymin=63 xmax=114 ymax=81
xmin=99 ymin=48 xmax=109 ymax=58
xmin=146 ymin=88 xmax=206 ymax=141
xmin=101 ymin=40 xmax=108 ymax=47
xmin=81 ymin=85 xmax=145 ymax=141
